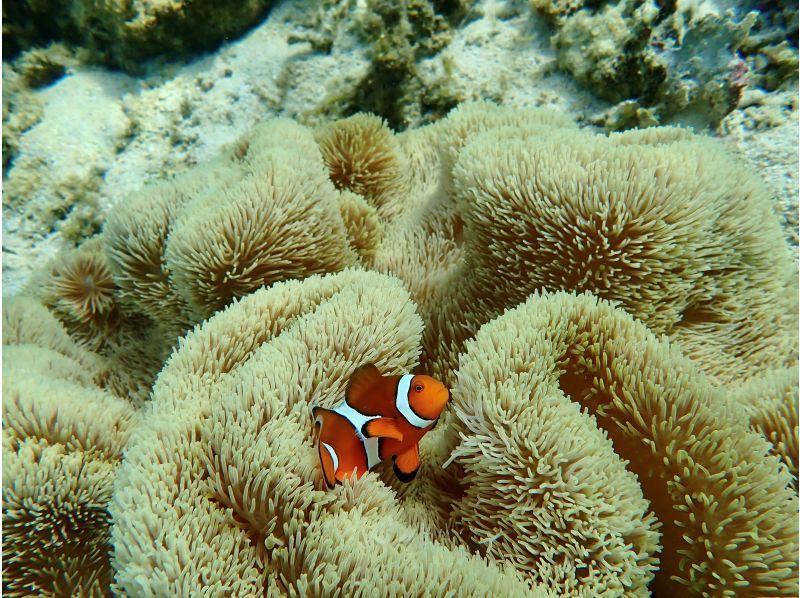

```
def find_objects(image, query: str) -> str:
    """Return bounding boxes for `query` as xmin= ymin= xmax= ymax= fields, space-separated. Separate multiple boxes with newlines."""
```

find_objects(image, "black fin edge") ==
xmin=361 ymin=420 xmax=374 ymax=438
xmin=392 ymin=457 xmax=419 ymax=483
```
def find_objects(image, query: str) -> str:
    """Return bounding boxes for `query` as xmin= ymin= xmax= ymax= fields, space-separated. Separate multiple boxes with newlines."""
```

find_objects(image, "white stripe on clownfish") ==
xmin=322 ymin=442 xmax=339 ymax=473
xmin=395 ymin=374 xmax=436 ymax=429
xmin=332 ymin=401 xmax=382 ymax=469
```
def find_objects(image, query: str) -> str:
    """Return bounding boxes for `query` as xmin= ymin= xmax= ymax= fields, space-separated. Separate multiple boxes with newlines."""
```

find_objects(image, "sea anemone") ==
xmin=315 ymin=113 xmax=409 ymax=220
xmin=37 ymin=239 xmax=119 ymax=351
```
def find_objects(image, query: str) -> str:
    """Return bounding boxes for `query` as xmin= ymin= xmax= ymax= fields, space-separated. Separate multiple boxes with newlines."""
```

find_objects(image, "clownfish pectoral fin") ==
xmin=363 ymin=417 xmax=404 ymax=441
xmin=345 ymin=363 xmax=383 ymax=407
xmin=392 ymin=443 xmax=420 ymax=483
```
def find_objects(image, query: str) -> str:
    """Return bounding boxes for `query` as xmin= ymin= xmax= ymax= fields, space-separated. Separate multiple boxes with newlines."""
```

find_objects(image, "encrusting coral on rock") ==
xmin=532 ymin=0 xmax=791 ymax=130
xmin=4 ymin=0 xmax=274 ymax=73
xmin=4 ymin=102 xmax=798 ymax=596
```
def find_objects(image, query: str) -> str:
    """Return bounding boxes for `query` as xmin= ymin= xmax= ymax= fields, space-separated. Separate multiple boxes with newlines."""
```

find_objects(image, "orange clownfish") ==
xmin=312 ymin=363 xmax=450 ymax=488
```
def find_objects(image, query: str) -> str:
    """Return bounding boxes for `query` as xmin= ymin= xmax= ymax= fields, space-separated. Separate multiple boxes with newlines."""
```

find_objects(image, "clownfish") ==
xmin=312 ymin=363 xmax=450 ymax=488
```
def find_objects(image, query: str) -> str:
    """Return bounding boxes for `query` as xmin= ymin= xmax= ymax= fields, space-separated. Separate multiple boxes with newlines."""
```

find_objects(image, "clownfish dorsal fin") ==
xmin=363 ymin=417 xmax=404 ymax=441
xmin=345 ymin=363 xmax=383 ymax=409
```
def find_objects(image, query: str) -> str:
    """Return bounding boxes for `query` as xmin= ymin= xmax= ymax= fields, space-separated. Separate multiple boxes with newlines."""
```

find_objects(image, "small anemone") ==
xmin=52 ymin=255 xmax=116 ymax=323
xmin=40 ymin=238 xmax=119 ymax=347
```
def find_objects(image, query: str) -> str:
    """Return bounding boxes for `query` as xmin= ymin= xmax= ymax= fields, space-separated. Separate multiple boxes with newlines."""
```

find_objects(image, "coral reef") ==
xmin=4 ymin=103 xmax=797 ymax=595
xmin=12 ymin=43 xmax=77 ymax=89
xmin=3 ymin=0 xmax=274 ymax=73
xmin=348 ymin=0 xmax=471 ymax=129
xmin=286 ymin=0 xmax=471 ymax=130
xmin=2 ymin=64 xmax=43 ymax=172
xmin=535 ymin=0 xmax=798 ymax=129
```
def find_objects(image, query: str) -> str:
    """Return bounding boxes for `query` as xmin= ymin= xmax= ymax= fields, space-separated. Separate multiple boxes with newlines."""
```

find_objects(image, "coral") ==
xmin=591 ymin=99 xmax=659 ymax=131
xmin=1 ymin=64 xmax=43 ymax=172
xmin=529 ymin=0 xmax=587 ymax=20
xmin=357 ymin=0 xmax=471 ymax=127
xmin=749 ymin=41 xmax=799 ymax=91
xmin=110 ymin=270 xmax=544 ymax=594
xmin=740 ymin=0 xmax=798 ymax=92
xmin=1 ymin=1 xmax=71 ymax=59
xmin=540 ymin=0 xmax=769 ymax=129
xmin=2 ymin=305 xmax=139 ymax=596
xmin=13 ymin=43 xmax=77 ymax=88
xmin=448 ymin=290 xmax=798 ymax=595
xmin=553 ymin=3 xmax=662 ymax=104
xmin=4 ymin=0 xmax=274 ymax=73
xmin=288 ymin=0 xmax=469 ymax=129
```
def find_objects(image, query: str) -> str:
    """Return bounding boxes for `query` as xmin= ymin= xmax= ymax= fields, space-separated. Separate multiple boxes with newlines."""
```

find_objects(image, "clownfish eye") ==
xmin=414 ymin=384 xmax=424 ymax=392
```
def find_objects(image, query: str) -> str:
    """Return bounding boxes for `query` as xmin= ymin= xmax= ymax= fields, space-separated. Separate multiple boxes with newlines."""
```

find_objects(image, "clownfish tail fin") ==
xmin=363 ymin=417 xmax=404 ymax=441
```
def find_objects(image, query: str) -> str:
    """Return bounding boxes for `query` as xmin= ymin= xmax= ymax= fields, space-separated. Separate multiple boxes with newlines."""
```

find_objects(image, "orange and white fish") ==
xmin=312 ymin=363 xmax=450 ymax=488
